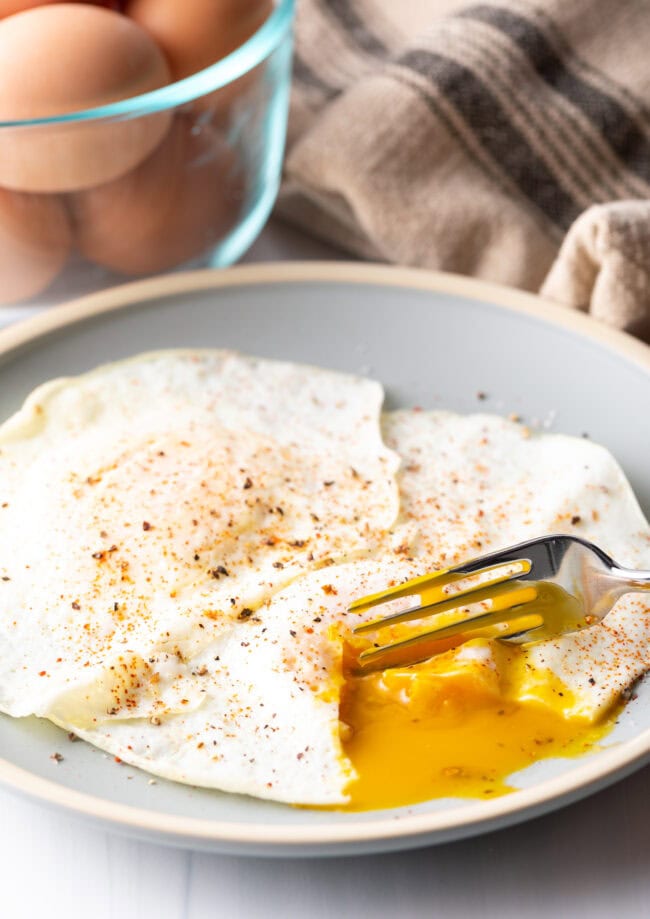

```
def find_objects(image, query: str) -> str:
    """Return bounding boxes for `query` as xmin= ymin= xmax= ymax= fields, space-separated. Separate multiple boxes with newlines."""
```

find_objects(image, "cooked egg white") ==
xmin=0 ymin=351 xmax=398 ymax=804
xmin=383 ymin=410 xmax=650 ymax=721
xmin=0 ymin=353 xmax=648 ymax=807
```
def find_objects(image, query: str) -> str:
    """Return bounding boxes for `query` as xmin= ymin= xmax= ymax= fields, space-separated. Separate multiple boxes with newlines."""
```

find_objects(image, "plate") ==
xmin=0 ymin=263 xmax=649 ymax=857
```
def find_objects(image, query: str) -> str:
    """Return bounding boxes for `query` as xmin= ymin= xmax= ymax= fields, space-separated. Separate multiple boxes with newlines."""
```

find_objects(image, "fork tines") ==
xmin=349 ymin=557 xmax=538 ymax=667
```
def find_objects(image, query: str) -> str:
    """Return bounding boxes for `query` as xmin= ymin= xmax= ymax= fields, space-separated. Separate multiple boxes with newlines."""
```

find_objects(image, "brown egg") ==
xmin=0 ymin=4 xmax=171 ymax=192
xmin=0 ymin=189 xmax=71 ymax=303
xmin=127 ymin=0 xmax=273 ymax=80
xmin=0 ymin=1 xmax=122 ymax=15
xmin=71 ymin=114 xmax=244 ymax=275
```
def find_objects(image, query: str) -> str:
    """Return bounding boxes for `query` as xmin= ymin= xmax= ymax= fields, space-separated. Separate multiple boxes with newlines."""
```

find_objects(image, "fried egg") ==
xmin=0 ymin=352 xmax=648 ymax=807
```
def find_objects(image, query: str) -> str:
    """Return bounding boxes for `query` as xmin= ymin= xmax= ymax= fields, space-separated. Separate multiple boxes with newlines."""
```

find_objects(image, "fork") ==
xmin=349 ymin=534 xmax=650 ymax=668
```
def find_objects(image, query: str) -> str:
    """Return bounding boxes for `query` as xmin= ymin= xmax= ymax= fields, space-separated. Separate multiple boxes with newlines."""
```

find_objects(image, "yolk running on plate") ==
xmin=338 ymin=630 xmax=616 ymax=811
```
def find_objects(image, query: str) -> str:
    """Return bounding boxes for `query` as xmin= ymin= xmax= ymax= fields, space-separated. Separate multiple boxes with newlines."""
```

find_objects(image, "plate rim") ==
xmin=3 ymin=262 xmax=650 ymax=373
xmin=1 ymin=262 xmax=649 ymax=851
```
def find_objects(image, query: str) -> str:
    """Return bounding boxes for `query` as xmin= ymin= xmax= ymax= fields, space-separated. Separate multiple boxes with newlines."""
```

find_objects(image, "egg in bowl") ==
xmin=0 ymin=350 xmax=647 ymax=808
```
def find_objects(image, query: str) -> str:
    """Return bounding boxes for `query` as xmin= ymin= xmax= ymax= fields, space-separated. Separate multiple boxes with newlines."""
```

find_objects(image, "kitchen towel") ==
xmin=280 ymin=0 xmax=650 ymax=339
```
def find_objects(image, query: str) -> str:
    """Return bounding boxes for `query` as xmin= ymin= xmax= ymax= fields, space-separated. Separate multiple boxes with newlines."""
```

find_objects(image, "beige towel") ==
xmin=281 ymin=0 xmax=650 ymax=340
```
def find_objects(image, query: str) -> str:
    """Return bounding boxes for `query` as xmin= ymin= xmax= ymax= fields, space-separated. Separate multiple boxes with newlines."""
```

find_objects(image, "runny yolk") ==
xmin=337 ymin=636 xmax=616 ymax=811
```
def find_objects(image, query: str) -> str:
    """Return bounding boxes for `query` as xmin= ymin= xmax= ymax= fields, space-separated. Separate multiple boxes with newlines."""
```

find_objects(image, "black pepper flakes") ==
xmin=210 ymin=565 xmax=229 ymax=579
xmin=142 ymin=521 xmax=152 ymax=531
xmin=243 ymin=477 xmax=253 ymax=490
xmin=238 ymin=608 xmax=254 ymax=621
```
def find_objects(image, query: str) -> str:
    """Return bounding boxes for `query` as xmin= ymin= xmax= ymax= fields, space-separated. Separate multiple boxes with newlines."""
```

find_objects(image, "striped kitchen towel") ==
xmin=280 ymin=0 xmax=650 ymax=340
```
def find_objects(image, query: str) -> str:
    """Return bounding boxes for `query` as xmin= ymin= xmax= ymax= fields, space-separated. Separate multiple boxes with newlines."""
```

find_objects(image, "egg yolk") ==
xmin=338 ymin=593 xmax=616 ymax=811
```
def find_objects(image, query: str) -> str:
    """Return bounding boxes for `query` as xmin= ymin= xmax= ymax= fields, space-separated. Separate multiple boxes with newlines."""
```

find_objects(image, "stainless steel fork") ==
xmin=350 ymin=535 xmax=650 ymax=668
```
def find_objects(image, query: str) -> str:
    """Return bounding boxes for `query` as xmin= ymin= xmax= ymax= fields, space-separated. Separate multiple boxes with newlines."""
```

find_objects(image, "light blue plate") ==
xmin=0 ymin=264 xmax=648 ymax=857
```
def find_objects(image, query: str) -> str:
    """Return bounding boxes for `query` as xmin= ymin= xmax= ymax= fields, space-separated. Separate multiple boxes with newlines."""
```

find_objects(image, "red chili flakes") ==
xmin=142 ymin=521 xmax=153 ymax=531
xmin=38 ymin=670 xmax=47 ymax=677
xmin=71 ymin=601 xmax=80 ymax=610
xmin=50 ymin=752 xmax=64 ymax=763
xmin=321 ymin=584 xmax=337 ymax=596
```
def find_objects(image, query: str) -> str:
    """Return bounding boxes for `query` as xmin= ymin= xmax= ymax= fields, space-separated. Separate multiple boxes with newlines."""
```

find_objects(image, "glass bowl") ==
xmin=0 ymin=0 xmax=295 ymax=308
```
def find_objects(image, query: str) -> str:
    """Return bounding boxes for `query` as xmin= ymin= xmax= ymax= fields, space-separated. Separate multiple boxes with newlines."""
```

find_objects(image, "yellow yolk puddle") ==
xmin=337 ymin=637 xmax=615 ymax=811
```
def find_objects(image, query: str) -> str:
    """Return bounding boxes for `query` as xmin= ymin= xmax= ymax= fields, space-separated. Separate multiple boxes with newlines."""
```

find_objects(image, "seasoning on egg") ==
xmin=0 ymin=3 xmax=171 ymax=192
xmin=71 ymin=114 xmax=243 ymax=275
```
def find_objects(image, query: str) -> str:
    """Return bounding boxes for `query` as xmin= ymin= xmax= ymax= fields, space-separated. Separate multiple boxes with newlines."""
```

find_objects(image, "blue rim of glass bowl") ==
xmin=0 ymin=0 xmax=295 ymax=129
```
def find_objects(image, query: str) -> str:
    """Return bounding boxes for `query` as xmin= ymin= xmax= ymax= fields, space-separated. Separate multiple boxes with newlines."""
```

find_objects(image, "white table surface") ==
xmin=2 ymin=221 xmax=649 ymax=919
